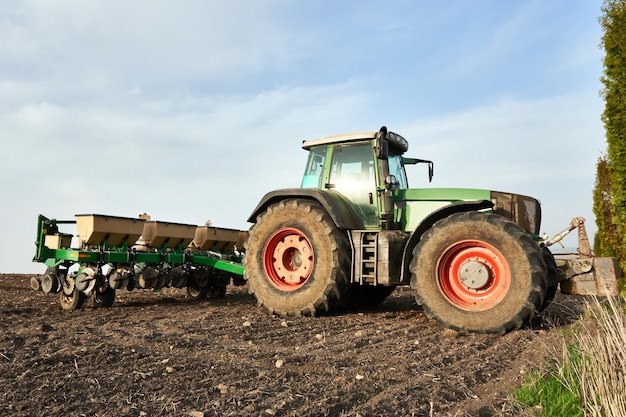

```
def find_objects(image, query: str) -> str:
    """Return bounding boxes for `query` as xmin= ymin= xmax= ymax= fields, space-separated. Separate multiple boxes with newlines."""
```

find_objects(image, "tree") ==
xmin=593 ymin=155 xmax=618 ymax=257
xmin=595 ymin=0 xmax=626 ymax=270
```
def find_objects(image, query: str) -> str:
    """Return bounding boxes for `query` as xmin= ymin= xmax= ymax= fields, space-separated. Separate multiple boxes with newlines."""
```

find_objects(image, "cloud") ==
xmin=0 ymin=78 xmax=376 ymax=273
xmin=0 ymin=1 xmax=303 ymax=90
xmin=0 ymin=1 xmax=607 ymax=273
xmin=399 ymin=90 xmax=605 ymax=243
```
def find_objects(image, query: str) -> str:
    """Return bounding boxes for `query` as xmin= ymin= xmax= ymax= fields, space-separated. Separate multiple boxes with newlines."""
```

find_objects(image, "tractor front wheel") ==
xmin=244 ymin=199 xmax=351 ymax=316
xmin=410 ymin=211 xmax=547 ymax=334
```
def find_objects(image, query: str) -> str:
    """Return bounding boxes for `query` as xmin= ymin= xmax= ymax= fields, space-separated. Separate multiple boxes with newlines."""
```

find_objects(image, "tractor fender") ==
xmin=247 ymin=188 xmax=361 ymax=230
xmin=400 ymin=200 xmax=494 ymax=282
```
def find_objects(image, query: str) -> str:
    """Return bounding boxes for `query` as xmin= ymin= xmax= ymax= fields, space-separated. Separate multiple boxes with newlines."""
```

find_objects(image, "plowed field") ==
xmin=0 ymin=274 xmax=585 ymax=416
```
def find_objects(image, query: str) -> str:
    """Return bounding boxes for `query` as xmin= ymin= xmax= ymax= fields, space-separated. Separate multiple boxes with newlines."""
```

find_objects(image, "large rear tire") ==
xmin=538 ymin=245 xmax=559 ymax=312
xmin=244 ymin=199 xmax=351 ymax=316
xmin=410 ymin=211 xmax=547 ymax=334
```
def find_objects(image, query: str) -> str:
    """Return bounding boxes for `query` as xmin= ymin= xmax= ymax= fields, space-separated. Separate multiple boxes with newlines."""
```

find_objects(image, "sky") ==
xmin=0 ymin=0 xmax=608 ymax=273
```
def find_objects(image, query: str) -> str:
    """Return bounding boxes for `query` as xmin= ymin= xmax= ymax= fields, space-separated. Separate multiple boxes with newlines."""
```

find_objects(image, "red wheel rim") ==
xmin=263 ymin=228 xmax=314 ymax=291
xmin=437 ymin=240 xmax=510 ymax=311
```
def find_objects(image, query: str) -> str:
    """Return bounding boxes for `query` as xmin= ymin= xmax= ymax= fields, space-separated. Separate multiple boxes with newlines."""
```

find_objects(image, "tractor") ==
xmin=243 ymin=126 xmax=618 ymax=334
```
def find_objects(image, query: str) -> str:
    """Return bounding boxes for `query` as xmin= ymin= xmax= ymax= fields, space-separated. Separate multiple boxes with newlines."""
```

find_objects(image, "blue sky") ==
xmin=1 ymin=0 xmax=606 ymax=273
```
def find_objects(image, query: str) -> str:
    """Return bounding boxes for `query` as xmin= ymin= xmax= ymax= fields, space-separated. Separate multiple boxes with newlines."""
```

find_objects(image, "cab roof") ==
xmin=302 ymin=130 xmax=409 ymax=154
xmin=301 ymin=131 xmax=377 ymax=150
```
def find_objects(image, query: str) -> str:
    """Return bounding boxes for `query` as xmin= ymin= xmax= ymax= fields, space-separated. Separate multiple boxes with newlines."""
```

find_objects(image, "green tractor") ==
xmin=244 ymin=126 xmax=556 ymax=334
xmin=30 ymin=126 xmax=619 ymax=333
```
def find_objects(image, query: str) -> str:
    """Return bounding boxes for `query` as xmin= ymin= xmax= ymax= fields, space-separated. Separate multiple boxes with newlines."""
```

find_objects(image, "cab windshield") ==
xmin=301 ymin=147 xmax=327 ymax=188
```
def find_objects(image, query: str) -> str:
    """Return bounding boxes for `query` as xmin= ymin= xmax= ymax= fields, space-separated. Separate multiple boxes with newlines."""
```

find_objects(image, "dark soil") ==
xmin=0 ymin=274 xmax=586 ymax=417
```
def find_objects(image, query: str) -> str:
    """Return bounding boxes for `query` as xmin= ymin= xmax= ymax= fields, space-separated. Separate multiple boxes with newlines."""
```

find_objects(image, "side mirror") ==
xmin=402 ymin=157 xmax=435 ymax=183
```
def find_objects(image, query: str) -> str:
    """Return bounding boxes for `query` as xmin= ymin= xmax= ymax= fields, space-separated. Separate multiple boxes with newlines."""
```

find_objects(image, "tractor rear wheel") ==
xmin=539 ymin=245 xmax=559 ymax=312
xmin=410 ymin=211 xmax=547 ymax=334
xmin=244 ymin=199 xmax=351 ymax=316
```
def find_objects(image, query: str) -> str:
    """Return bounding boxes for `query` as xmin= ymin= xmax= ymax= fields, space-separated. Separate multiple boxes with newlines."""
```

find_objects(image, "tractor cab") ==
xmin=301 ymin=127 xmax=432 ymax=230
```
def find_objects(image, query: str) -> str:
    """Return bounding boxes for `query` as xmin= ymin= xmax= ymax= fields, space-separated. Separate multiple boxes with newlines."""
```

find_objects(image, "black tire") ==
xmin=538 ymin=245 xmax=559 ymax=312
xmin=59 ymin=287 xmax=85 ymax=311
xmin=409 ymin=211 xmax=547 ymax=334
xmin=92 ymin=286 xmax=116 ymax=308
xmin=187 ymin=284 xmax=208 ymax=300
xmin=343 ymin=285 xmax=395 ymax=309
xmin=207 ymin=284 xmax=227 ymax=298
xmin=206 ymin=271 xmax=230 ymax=298
xmin=244 ymin=198 xmax=351 ymax=316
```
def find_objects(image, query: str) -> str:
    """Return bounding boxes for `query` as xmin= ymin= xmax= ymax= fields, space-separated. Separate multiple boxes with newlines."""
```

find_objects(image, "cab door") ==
xmin=327 ymin=143 xmax=379 ymax=228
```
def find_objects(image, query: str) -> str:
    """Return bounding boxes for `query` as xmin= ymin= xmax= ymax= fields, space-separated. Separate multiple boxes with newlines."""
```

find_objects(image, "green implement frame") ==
xmin=33 ymin=214 xmax=245 ymax=278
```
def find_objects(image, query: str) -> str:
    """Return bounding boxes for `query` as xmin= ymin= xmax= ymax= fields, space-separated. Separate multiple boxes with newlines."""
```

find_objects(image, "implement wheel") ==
xmin=410 ymin=211 xmax=546 ymax=334
xmin=244 ymin=199 xmax=351 ymax=316
xmin=187 ymin=284 xmax=208 ymax=300
xmin=59 ymin=287 xmax=85 ymax=311
xmin=207 ymin=282 xmax=227 ymax=298
xmin=92 ymin=286 xmax=116 ymax=308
